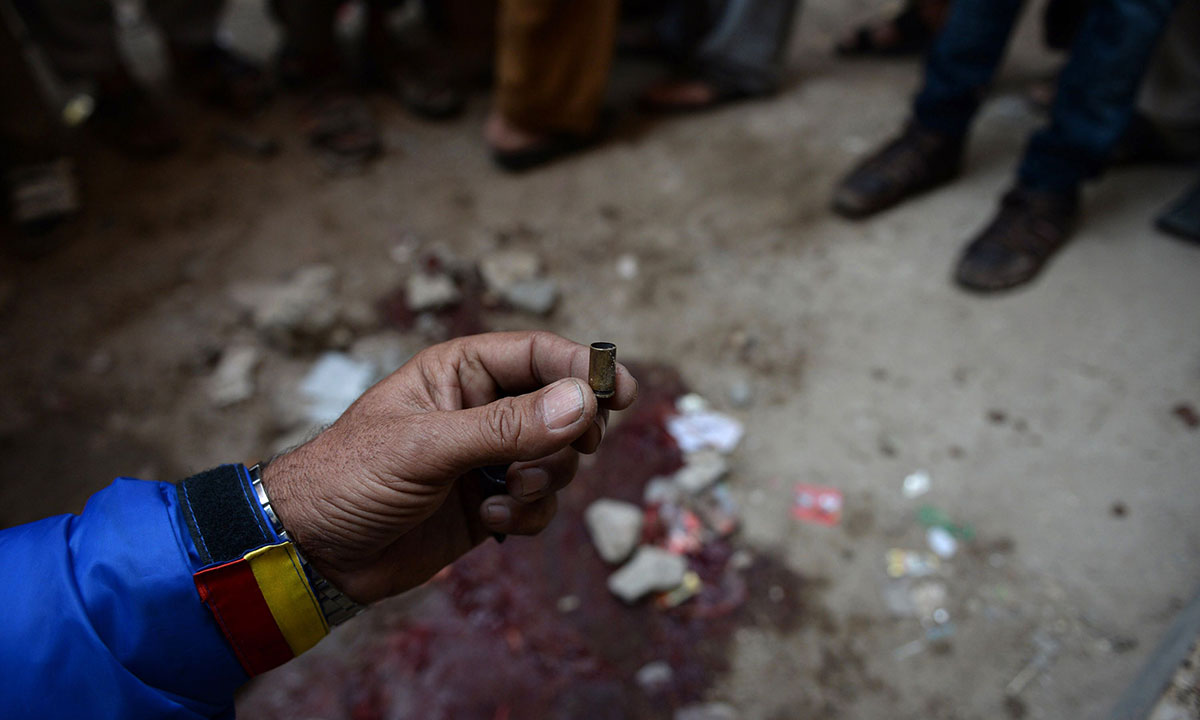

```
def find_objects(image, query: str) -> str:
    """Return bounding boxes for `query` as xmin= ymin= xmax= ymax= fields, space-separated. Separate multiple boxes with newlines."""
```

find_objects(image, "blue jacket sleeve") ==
xmin=0 ymin=478 xmax=250 ymax=719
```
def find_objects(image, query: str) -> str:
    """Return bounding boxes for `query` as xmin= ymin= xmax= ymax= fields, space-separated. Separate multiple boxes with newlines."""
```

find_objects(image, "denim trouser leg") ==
xmin=912 ymin=0 xmax=1025 ymax=138
xmin=1017 ymin=0 xmax=1179 ymax=192
xmin=694 ymin=0 xmax=801 ymax=96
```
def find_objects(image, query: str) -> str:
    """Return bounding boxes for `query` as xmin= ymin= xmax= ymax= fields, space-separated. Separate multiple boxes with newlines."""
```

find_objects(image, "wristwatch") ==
xmin=248 ymin=463 xmax=366 ymax=627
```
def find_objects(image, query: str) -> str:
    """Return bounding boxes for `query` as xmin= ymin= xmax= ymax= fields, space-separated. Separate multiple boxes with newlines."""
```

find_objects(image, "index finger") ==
xmin=444 ymin=331 xmax=638 ymax=410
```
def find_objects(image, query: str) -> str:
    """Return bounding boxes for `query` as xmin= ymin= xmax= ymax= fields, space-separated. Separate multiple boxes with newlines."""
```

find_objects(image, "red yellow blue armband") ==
xmin=176 ymin=465 xmax=328 ymax=676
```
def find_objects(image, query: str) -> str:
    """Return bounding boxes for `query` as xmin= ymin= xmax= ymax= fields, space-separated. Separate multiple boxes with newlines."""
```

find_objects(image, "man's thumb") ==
xmin=438 ymin=378 xmax=596 ymax=473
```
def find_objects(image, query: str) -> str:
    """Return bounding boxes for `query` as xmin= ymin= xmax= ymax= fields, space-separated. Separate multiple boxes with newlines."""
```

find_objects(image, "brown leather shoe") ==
xmin=954 ymin=186 xmax=1079 ymax=293
xmin=832 ymin=122 xmax=963 ymax=218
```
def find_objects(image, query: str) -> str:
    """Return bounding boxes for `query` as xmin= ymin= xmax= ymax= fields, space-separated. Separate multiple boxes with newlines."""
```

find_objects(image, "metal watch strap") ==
xmin=249 ymin=463 xmax=366 ymax=627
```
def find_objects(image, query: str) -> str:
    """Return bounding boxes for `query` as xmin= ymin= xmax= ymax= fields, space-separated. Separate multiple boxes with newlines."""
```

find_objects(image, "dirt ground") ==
xmin=1 ymin=2 xmax=1198 ymax=719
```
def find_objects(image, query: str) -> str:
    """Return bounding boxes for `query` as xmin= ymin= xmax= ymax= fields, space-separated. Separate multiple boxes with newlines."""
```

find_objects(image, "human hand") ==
xmin=260 ymin=331 xmax=638 ymax=603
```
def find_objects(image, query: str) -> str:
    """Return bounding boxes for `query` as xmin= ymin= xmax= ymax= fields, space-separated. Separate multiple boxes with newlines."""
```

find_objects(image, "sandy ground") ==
xmin=1 ymin=2 xmax=1198 ymax=719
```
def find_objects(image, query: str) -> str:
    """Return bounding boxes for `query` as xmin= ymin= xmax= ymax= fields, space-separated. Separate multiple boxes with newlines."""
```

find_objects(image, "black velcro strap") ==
xmin=176 ymin=464 xmax=272 ymax=566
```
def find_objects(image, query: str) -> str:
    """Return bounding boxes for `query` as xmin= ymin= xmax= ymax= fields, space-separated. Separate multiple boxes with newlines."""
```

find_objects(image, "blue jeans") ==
xmin=913 ymin=0 xmax=1178 ymax=193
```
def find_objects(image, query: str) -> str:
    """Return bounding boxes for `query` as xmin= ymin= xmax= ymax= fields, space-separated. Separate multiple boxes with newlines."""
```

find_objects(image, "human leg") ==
xmin=832 ymin=0 xmax=1026 ymax=217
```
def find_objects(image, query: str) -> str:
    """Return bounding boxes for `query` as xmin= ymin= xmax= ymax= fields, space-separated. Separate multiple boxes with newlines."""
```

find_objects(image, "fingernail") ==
xmin=542 ymin=379 xmax=585 ymax=430
xmin=512 ymin=467 xmax=550 ymax=499
xmin=484 ymin=503 xmax=511 ymax=527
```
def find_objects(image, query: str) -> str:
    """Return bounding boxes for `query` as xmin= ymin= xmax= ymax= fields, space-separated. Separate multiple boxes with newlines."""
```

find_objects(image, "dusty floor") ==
xmin=1 ymin=2 xmax=1199 ymax=719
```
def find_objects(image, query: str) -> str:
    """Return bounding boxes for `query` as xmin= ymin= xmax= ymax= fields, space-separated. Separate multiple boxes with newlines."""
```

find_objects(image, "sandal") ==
xmin=489 ymin=111 xmax=614 ymax=173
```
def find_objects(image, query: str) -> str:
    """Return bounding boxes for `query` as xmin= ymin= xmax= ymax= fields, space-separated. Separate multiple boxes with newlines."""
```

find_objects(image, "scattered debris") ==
xmin=388 ymin=233 xmax=419 ymax=264
xmin=675 ymin=393 xmax=710 ymax=415
xmin=502 ymin=278 xmax=559 ymax=316
xmin=479 ymin=249 xmax=541 ymax=295
xmin=891 ymin=622 xmax=957 ymax=660
xmin=584 ymin=498 xmax=644 ymax=564
xmin=228 ymin=264 xmax=340 ymax=346
xmin=727 ymin=377 xmax=753 ymax=408
xmin=886 ymin=549 xmax=940 ymax=578
xmin=299 ymin=352 xmax=375 ymax=424
xmin=893 ymin=638 xmax=926 ymax=661
xmin=608 ymin=546 xmax=688 ymax=603
xmin=478 ymin=249 xmax=561 ymax=315
xmin=644 ymin=476 xmax=683 ymax=506
xmin=1006 ymin=631 xmax=1060 ymax=698
xmin=902 ymin=470 xmax=931 ymax=499
xmin=615 ymin=253 xmax=639 ymax=280
xmin=655 ymin=503 xmax=705 ymax=555
xmin=927 ymin=526 xmax=959 ymax=559
xmin=917 ymin=505 xmax=975 ymax=540
xmin=1172 ymin=402 xmax=1199 ymax=429
xmin=694 ymin=484 xmax=740 ymax=537
xmin=675 ymin=702 xmax=738 ymax=720
xmin=239 ymin=370 xmax=814 ymax=718
xmin=406 ymin=272 xmax=461 ymax=312
xmin=909 ymin=579 xmax=949 ymax=624
xmin=636 ymin=660 xmax=674 ymax=693
xmin=656 ymin=570 xmax=703 ymax=609
xmin=673 ymin=450 xmax=730 ymax=494
xmin=792 ymin=484 xmax=843 ymax=526
xmin=205 ymin=346 xmax=260 ymax=407
xmin=667 ymin=409 xmax=744 ymax=454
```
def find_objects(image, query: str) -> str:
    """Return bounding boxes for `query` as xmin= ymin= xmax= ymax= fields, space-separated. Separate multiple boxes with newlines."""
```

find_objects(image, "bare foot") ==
xmin=484 ymin=111 xmax=551 ymax=153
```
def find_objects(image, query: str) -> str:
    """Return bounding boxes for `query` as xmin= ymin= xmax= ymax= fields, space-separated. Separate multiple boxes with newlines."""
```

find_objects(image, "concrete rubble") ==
xmin=479 ymin=249 xmax=542 ymax=295
xmin=228 ymin=264 xmax=340 ymax=345
xmin=503 ymin=278 xmax=559 ymax=316
xmin=591 ymin=391 xmax=745 ymax=604
xmin=299 ymin=352 xmax=375 ymax=425
xmin=607 ymin=546 xmax=688 ymax=603
xmin=585 ymin=499 xmax=644 ymax=564
xmin=635 ymin=661 xmax=674 ymax=693
xmin=406 ymin=272 xmax=461 ymax=312
xmin=672 ymin=449 xmax=729 ymax=494
xmin=479 ymin=248 xmax=560 ymax=315
xmin=206 ymin=346 xmax=260 ymax=407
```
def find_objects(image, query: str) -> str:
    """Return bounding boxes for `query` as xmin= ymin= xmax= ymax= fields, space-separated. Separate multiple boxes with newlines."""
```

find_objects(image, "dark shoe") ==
xmin=832 ymin=122 xmax=963 ymax=218
xmin=954 ymin=186 xmax=1078 ymax=293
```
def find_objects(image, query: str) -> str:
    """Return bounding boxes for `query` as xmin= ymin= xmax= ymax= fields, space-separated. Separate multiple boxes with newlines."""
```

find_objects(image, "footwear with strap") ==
xmin=832 ymin=121 xmax=964 ymax=219
xmin=954 ymin=185 xmax=1079 ymax=293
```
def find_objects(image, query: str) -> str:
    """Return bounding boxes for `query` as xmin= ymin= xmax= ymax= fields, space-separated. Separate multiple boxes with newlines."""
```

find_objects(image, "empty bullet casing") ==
xmin=588 ymin=342 xmax=617 ymax=399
